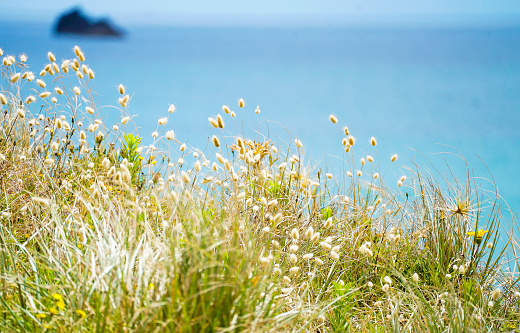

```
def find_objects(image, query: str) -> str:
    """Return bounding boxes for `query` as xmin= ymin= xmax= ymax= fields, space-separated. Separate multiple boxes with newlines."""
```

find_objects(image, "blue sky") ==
xmin=3 ymin=0 xmax=520 ymax=26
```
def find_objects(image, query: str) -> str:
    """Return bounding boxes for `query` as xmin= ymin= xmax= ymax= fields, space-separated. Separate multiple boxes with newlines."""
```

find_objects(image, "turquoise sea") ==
xmin=2 ymin=21 xmax=520 ymax=222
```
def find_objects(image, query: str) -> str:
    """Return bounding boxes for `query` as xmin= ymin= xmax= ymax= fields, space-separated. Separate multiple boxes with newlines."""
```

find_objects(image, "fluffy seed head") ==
xmin=212 ymin=135 xmax=220 ymax=147
xmin=391 ymin=154 xmax=398 ymax=162
xmin=16 ymin=108 xmax=25 ymax=118
xmin=290 ymin=228 xmax=299 ymax=240
xmin=492 ymin=288 xmax=501 ymax=301
xmin=0 ymin=93 xmax=6 ymax=105
xmin=166 ymin=130 xmax=175 ymax=140
xmin=370 ymin=137 xmax=377 ymax=146
xmin=121 ymin=116 xmax=130 ymax=125
xmin=208 ymin=117 xmax=218 ymax=128
xmin=158 ymin=117 xmax=168 ymax=125
xmin=255 ymin=105 xmax=261 ymax=114
xmin=295 ymin=138 xmax=303 ymax=148
xmin=47 ymin=52 xmax=56 ymax=62
xmin=181 ymin=171 xmax=190 ymax=184
xmin=214 ymin=114 xmax=224 ymax=129
xmin=330 ymin=251 xmax=340 ymax=260
xmin=412 ymin=273 xmax=419 ymax=282
xmin=10 ymin=73 xmax=21 ymax=83
xmin=85 ymin=107 xmax=95 ymax=115
xmin=384 ymin=276 xmax=392 ymax=284
xmin=238 ymin=98 xmax=245 ymax=108
xmin=168 ymin=104 xmax=175 ymax=113
xmin=74 ymin=87 xmax=81 ymax=95
xmin=329 ymin=114 xmax=338 ymax=124
xmin=348 ymin=135 xmax=355 ymax=146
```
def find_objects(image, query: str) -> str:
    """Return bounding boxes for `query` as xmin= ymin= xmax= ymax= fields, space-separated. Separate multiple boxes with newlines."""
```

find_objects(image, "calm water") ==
xmin=2 ymin=21 xmax=520 ymax=221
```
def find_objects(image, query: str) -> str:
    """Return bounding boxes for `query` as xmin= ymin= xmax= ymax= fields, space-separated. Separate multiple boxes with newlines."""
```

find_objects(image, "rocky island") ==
xmin=54 ymin=8 xmax=124 ymax=37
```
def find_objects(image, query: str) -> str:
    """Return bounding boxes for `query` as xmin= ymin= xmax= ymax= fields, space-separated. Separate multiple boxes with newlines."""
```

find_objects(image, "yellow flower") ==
xmin=49 ymin=307 xmax=59 ymax=315
xmin=466 ymin=229 xmax=488 ymax=244
xmin=56 ymin=300 xmax=66 ymax=310
xmin=149 ymin=283 xmax=154 ymax=290
xmin=51 ymin=293 xmax=63 ymax=302
xmin=36 ymin=313 xmax=47 ymax=319
xmin=76 ymin=309 xmax=87 ymax=319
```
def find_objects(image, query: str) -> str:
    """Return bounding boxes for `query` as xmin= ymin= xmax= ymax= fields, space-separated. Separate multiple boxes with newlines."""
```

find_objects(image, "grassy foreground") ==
xmin=0 ymin=46 xmax=520 ymax=332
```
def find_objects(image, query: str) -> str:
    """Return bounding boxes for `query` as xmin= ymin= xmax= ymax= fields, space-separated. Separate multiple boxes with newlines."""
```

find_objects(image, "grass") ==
xmin=0 ymin=46 xmax=519 ymax=332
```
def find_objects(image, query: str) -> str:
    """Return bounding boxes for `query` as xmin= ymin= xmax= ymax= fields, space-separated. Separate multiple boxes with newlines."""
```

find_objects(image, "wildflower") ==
xmin=391 ymin=154 xmax=398 ymax=162
xmin=238 ymin=98 xmax=245 ymax=108
xmin=74 ymin=87 xmax=81 ymax=95
xmin=330 ymin=251 xmax=340 ymax=260
xmin=76 ymin=309 xmax=87 ymax=319
xmin=382 ymin=284 xmax=390 ymax=292
xmin=384 ymin=276 xmax=392 ymax=285
xmin=303 ymin=253 xmax=314 ymax=260
xmin=367 ymin=281 xmax=374 ymax=288
xmin=488 ymin=301 xmax=495 ymax=307
xmin=329 ymin=114 xmax=338 ymax=123
xmin=158 ymin=117 xmax=168 ymax=125
xmin=49 ymin=307 xmax=58 ymax=315
xmin=121 ymin=116 xmax=130 ymax=124
xmin=446 ymin=274 xmax=452 ymax=279
xmin=289 ymin=244 xmax=299 ymax=252
xmin=295 ymin=138 xmax=303 ymax=148
xmin=168 ymin=104 xmax=175 ymax=113
xmin=370 ymin=137 xmax=377 ymax=146
xmin=45 ymin=158 xmax=54 ymax=166
xmin=262 ymin=226 xmax=270 ymax=233
xmin=152 ymin=131 xmax=159 ymax=138
xmin=273 ymin=213 xmax=283 ymax=224
xmin=459 ymin=265 xmax=466 ymax=274
xmin=466 ymin=229 xmax=488 ymax=244
xmin=255 ymin=105 xmax=261 ymax=114
xmin=36 ymin=313 xmax=47 ymax=319
xmin=411 ymin=273 xmax=419 ymax=282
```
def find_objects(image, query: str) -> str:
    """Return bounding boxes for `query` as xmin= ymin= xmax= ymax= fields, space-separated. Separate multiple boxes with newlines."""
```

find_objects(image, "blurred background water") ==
xmin=1 ymin=18 xmax=520 ymax=221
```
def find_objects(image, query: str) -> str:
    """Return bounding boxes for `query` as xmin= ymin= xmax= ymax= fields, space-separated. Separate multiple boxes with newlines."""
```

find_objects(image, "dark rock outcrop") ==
xmin=54 ymin=8 xmax=124 ymax=37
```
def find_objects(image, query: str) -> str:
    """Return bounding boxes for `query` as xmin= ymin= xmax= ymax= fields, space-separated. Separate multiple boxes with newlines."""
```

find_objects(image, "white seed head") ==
xmin=329 ymin=114 xmax=338 ymax=124
xmin=391 ymin=154 xmax=398 ymax=162
xmin=412 ymin=273 xmax=419 ymax=282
